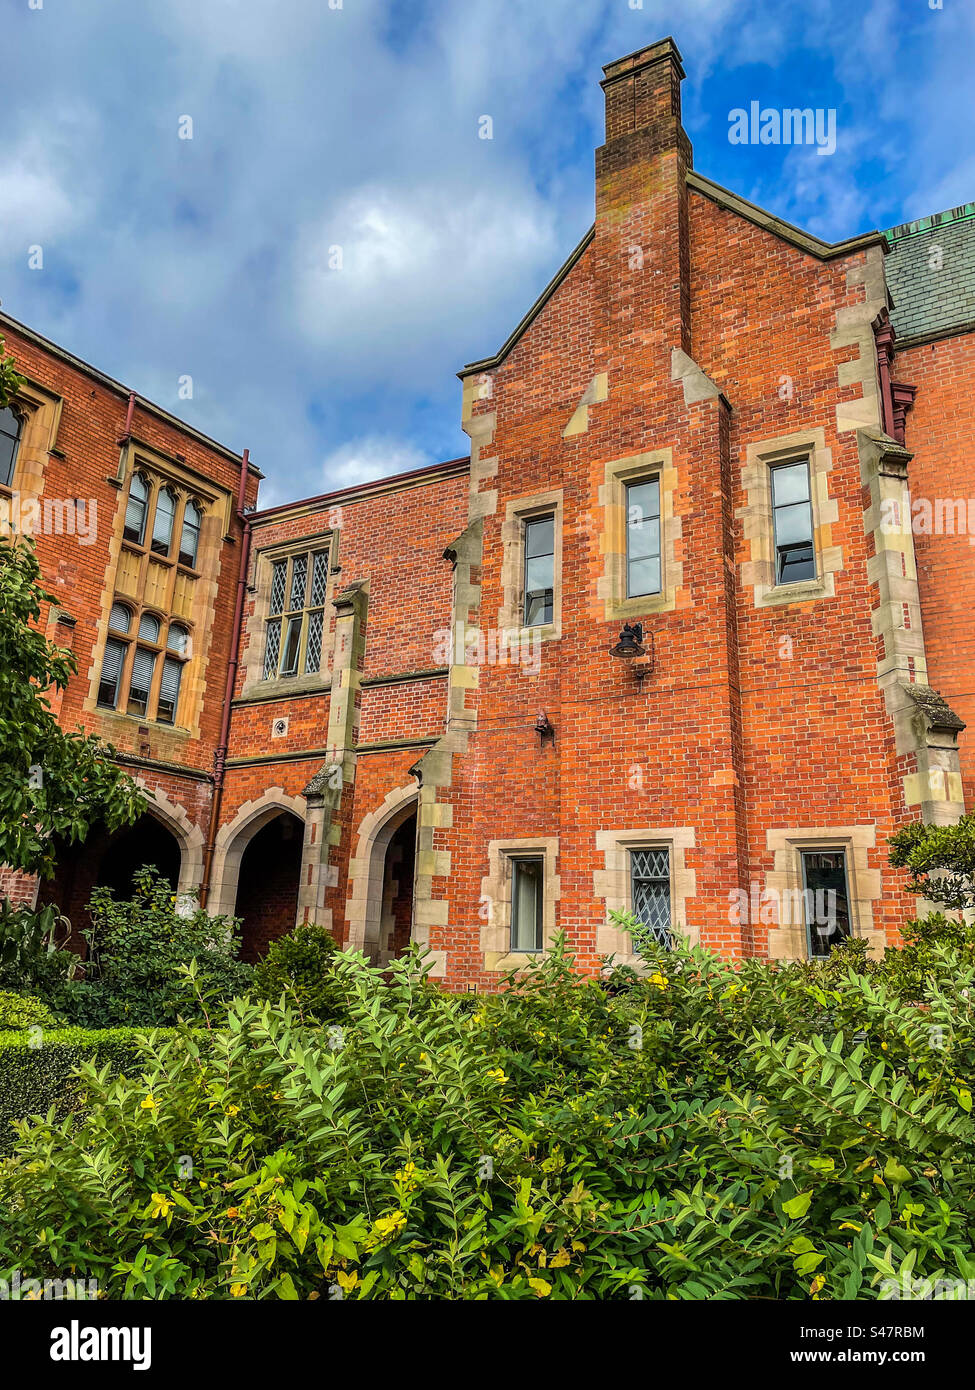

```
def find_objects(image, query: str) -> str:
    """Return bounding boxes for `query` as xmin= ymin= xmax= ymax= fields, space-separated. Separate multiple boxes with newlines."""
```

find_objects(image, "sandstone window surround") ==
xmin=498 ymin=490 xmax=563 ymax=642
xmin=94 ymin=459 xmax=218 ymax=727
xmin=241 ymin=530 xmax=337 ymax=699
xmin=479 ymin=836 xmax=560 ymax=972
xmin=87 ymin=443 xmax=230 ymax=740
xmin=594 ymin=826 xmax=697 ymax=965
xmin=0 ymin=377 xmax=63 ymax=502
xmin=597 ymin=448 xmax=684 ymax=621
xmin=738 ymin=428 xmax=842 ymax=608
xmin=764 ymin=825 xmax=884 ymax=961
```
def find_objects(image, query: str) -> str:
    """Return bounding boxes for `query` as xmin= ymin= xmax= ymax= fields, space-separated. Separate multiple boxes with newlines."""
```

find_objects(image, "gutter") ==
xmin=199 ymin=448 xmax=254 ymax=907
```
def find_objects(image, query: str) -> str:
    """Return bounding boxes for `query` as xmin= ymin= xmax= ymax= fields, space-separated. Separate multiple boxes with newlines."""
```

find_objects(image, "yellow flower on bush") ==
xmin=486 ymin=1068 xmax=508 ymax=1084
xmin=648 ymin=973 xmax=669 ymax=991
xmin=373 ymin=1211 xmax=407 ymax=1242
xmin=226 ymin=1207 xmax=240 ymax=1220
xmin=230 ymin=1283 xmax=247 ymax=1298
xmin=148 ymin=1193 xmax=173 ymax=1220
xmin=140 ymin=1094 xmax=156 ymax=1110
xmin=225 ymin=1105 xmax=240 ymax=1116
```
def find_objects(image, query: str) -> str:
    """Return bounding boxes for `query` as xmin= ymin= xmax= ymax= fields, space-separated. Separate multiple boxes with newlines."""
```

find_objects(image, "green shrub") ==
xmin=0 ymin=991 xmax=59 ymax=1030
xmin=253 ymin=923 xmax=349 ymax=1022
xmin=2 ymin=932 xmax=974 ymax=1301
xmin=0 ymin=900 xmax=79 ymax=993
xmin=50 ymin=867 xmax=254 ymax=1027
xmin=0 ymin=1026 xmax=186 ymax=1154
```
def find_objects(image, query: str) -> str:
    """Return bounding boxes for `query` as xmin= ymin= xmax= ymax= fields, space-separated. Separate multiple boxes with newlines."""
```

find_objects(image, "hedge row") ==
xmin=0 ymin=1028 xmax=185 ymax=1153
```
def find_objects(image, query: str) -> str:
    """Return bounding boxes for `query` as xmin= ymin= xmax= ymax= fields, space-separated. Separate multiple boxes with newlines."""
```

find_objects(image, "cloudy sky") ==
xmin=3 ymin=0 xmax=972 ymax=505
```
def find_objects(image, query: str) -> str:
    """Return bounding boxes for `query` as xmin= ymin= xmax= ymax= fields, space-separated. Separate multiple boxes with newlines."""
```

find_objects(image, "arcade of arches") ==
xmin=37 ymin=796 xmax=420 ymax=966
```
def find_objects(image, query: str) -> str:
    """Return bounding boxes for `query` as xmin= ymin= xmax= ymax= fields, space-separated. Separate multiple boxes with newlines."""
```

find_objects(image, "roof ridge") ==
xmin=885 ymin=203 xmax=975 ymax=242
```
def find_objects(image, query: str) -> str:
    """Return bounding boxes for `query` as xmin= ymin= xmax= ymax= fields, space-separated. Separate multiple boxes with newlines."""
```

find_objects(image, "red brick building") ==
xmin=3 ymin=38 xmax=974 ymax=982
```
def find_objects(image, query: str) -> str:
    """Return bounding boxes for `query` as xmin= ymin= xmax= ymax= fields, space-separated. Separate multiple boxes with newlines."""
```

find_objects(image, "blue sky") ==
xmin=2 ymin=0 xmax=973 ymax=506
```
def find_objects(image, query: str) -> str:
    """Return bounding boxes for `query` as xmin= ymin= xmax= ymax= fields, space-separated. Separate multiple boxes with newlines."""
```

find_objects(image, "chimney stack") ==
xmin=600 ymin=37 xmax=685 ymax=140
xmin=594 ymin=37 xmax=692 ymax=361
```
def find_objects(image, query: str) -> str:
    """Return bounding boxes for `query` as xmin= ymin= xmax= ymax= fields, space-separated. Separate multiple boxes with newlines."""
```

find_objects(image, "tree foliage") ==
xmin=889 ymin=814 xmax=975 ymax=912
xmin=0 ymin=531 xmax=145 ymax=877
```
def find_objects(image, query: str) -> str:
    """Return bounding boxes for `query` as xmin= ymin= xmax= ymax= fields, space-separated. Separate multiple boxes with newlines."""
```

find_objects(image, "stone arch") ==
xmin=345 ymin=783 xmax=419 ymax=959
xmin=209 ymin=787 xmax=307 ymax=920
xmin=133 ymin=780 xmax=205 ymax=898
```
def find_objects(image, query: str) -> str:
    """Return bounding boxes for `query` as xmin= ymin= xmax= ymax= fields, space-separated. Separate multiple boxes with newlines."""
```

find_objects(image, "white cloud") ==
xmin=321 ymin=434 xmax=432 ymax=491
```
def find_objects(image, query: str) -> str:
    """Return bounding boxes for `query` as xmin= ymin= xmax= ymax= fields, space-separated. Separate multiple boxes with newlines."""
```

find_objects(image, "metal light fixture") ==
xmin=611 ymin=623 xmax=654 ymax=685
xmin=611 ymin=622 xmax=645 ymax=659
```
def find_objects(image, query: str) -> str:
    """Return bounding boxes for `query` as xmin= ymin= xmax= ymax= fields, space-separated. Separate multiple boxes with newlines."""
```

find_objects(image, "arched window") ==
xmin=167 ymin=624 xmax=189 ymax=655
xmin=123 ymin=474 xmax=149 ymax=544
xmin=0 ymin=406 xmax=23 ymax=488
xmin=138 ymin=613 xmax=161 ymax=643
xmin=178 ymin=501 xmax=201 ymax=568
xmin=150 ymin=487 xmax=177 ymax=555
xmin=109 ymin=601 xmax=132 ymax=633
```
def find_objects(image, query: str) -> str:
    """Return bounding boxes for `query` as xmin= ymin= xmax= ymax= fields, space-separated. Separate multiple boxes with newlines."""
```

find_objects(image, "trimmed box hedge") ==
xmin=0 ymin=1027 xmax=184 ymax=1153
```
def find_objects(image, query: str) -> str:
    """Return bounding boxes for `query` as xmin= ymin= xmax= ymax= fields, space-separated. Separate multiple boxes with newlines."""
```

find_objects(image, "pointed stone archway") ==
xmin=345 ymin=784 xmax=420 ymax=965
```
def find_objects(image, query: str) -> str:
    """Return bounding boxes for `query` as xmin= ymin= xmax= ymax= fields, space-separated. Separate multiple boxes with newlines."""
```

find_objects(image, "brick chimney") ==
xmin=594 ymin=38 xmax=692 ymax=362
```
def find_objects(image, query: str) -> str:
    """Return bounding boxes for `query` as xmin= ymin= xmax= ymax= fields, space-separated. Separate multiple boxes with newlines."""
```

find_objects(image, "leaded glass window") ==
xmin=630 ymin=847 xmax=671 ymax=947
xmin=269 ymin=561 xmax=287 ymax=615
xmin=262 ymin=548 xmax=330 ymax=680
xmin=263 ymin=618 xmax=282 ymax=680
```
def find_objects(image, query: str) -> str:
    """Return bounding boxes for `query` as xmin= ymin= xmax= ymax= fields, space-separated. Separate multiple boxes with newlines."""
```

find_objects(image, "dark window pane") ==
xmin=305 ymin=609 xmax=324 ymax=673
xmin=263 ymin=618 xmax=281 ymax=679
xmin=97 ymin=638 xmax=126 ymax=709
xmin=777 ymin=544 xmax=816 ymax=584
xmin=280 ymin=616 xmax=302 ymax=677
xmin=0 ymin=405 xmax=21 ymax=488
xmin=123 ymin=474 xmax=148 ymax=544
xmin=290 ymin=554 xmax=308 ymax=611
xmin=150 ymin=489 xmax=176 ymax=555
xmin=801 ymin=850 xmax=852 ymax=958
xmin=511 ymin=858 xmax=543 ymax=951
xmin=127 ymin=647 xmax=156 ymax=717
xmin=772 ymin=462 xmax=816 ymax=586
xmin=178 ymin=502 xmax=201 ymax=567
xmin=269 ymin=561 xmax=287 ymax=615
xmin=630 ymin=847 xmax=671 ymax=947
xmin=310 ymin=551 xmax=329 ymax=606
xmin=157 ymin=658 xmax=183 ymax=725
xmin=525 ymin=590 xmax=553 ymax=626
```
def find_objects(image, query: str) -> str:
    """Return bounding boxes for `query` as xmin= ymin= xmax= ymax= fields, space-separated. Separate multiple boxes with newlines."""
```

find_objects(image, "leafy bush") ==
xmin=0 ymin=900 xmax=79 ymax=993
xmin=0 ymin=1026 xmax=186 ymax=1154
xmin=2 ymin=929 xmax=974 ymax=1301
xmin=48 ymin=868 xmax=253 ymax=1027
xmin=253 ymin=924 xmax=349 ymax=1023
xmin=0 ymin=991 xmax=59 ymax=1031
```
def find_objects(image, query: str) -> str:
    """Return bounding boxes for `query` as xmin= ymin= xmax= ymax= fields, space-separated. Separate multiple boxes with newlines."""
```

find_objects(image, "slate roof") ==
xmin=884 ymin=203 xmax=975 ymax=343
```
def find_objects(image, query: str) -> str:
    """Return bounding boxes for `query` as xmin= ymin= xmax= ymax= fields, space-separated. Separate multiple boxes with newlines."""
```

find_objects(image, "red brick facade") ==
xmin=3 ymin=38 xmax=972 ymax=983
